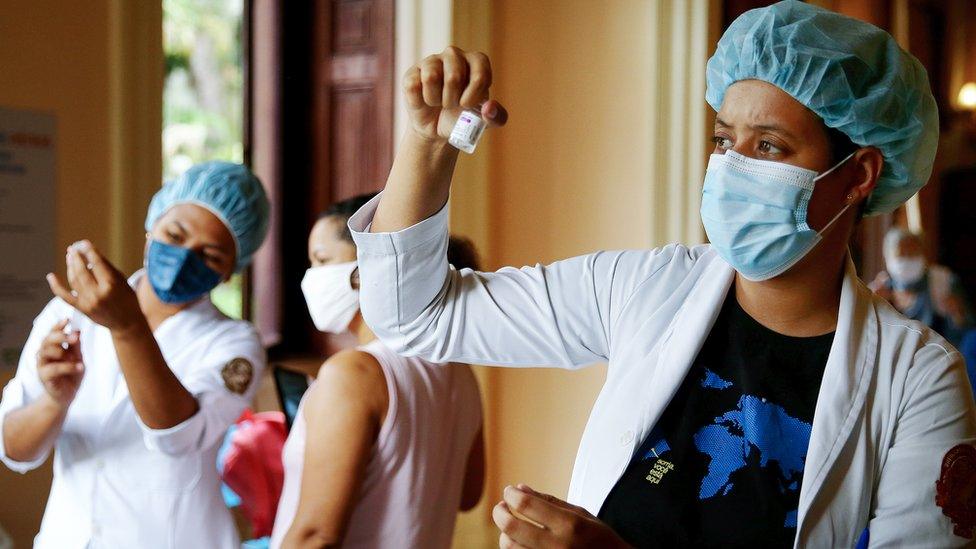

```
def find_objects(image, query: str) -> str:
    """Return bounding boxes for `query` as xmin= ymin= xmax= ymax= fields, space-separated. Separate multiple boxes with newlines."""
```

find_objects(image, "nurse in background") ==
xmin=870 ymin=227 xmax=973 ymax=347
xmin=0 ymin=162 xmax=270 ymax=548
xmin=271 ymin=193 xmax=484 ymax=549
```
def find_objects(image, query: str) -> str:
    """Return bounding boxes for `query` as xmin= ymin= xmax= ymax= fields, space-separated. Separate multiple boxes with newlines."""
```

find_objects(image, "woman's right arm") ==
xmin=353 ymin=194 xmax=650 ymax=368
xmin=353 ymin=47 xmax=680 ymax=369
xmin=3 ymin=391 xmax=70 ymax=464
xmin=1 ymin=311 xmax=84 ymax=472
xmin=280 ymin=350 xmax=388 ymax=549
xmin=370 ymin=46 xmax=506 ymax=234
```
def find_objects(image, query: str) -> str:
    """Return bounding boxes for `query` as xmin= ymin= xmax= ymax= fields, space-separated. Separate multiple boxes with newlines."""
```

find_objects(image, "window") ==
xmin=163 ymin=0 xmax=245 ymax=318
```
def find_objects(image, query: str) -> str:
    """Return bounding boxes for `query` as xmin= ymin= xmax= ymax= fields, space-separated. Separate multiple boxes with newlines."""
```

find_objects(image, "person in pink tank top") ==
xmin=271 ymin=193 xmax=485 ymax=549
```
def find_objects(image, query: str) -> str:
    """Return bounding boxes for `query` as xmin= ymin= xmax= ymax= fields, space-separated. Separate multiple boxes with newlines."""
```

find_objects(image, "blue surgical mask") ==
xmin=700 ymin=150 xmax=855 ymax=281
xmin=145 ymin=239 xmax=222 ymax=304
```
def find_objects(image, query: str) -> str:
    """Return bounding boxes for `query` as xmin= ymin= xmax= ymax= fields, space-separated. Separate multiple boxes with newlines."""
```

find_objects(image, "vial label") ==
xmin=449 ymin=110 xmax=486 ymax=154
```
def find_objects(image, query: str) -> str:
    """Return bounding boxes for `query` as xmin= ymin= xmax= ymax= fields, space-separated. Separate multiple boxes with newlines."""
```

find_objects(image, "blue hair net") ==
xmin=145 ymin=162 xmax=270 ymax=272
xmin=705 ymin=0 xmax=938 ymax=216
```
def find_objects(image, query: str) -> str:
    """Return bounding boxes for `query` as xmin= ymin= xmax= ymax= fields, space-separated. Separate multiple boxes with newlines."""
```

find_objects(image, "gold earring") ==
xmin=846 ymin=193 xmax=856 ymax=203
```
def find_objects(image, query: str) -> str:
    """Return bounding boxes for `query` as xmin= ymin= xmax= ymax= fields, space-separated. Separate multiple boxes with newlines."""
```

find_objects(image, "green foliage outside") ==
xmin=163 ymin=0 xmax=245 ymax=319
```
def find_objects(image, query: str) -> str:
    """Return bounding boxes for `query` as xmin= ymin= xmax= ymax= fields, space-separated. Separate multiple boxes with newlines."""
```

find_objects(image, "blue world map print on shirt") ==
xmin=691 ymin=369 xmax=812 ymax=527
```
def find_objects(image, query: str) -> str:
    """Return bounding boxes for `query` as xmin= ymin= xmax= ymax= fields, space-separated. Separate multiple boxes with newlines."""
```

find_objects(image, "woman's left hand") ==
xmin=46 ymin=240 xmax=143 ymax=332
xmin=493 ymin=484 xmax=632 ymax=549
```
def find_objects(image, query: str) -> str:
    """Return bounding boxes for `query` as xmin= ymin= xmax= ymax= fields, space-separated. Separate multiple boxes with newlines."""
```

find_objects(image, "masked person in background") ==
xmin=0 ymin=162 xmax=270 ymax=548
xmin=270 ymin=193 xmax=485 ymax=549
xmin=870 ymin=227 xmax=973 ymax=347
xmin=348 ymin=1 xmax=976 ymax=547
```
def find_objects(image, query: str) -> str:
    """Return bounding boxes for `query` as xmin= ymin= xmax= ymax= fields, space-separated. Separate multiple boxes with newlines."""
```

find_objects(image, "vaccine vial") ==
xmin=449 ymin=109 xmax=487 ymax=154
xmin=61 ymin=319 xmax=77 ymax=350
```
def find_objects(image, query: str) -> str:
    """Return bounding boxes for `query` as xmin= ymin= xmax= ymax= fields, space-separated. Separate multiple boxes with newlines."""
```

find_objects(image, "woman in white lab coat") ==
xmin=0 ymin=161 xmax=269 ymax=548
xmin=349 ymin=2 xmax=976 ymax=548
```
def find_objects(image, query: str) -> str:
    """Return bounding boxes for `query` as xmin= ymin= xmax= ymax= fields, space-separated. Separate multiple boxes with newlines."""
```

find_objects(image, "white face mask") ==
xmin=300 ymin=261 xmax=360 ymax=334
xmin=887 ymin=255 xmax=926 ymax=286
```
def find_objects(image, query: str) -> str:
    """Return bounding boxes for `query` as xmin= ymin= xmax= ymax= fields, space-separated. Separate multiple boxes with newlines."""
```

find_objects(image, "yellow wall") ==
xmin=484 ymin=0 xmax=657 ymax=503
xmin=1 ymin=2 xmax=114 ymax=257
xmin=0 ymin=1 xmax=161 ymax=544
xmin=447 ymin=3 xmax=659 ymax=544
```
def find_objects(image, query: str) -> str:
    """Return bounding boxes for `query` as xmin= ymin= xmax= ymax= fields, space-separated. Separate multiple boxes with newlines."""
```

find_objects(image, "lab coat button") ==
xmin=620 ymin=430 xmax=635 ymax=446
xmin=95 ymin=459 xmax=104 ymax=470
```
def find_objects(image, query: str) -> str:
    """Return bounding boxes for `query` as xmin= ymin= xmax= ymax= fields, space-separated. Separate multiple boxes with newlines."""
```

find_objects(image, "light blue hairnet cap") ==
xmin=145 ymin=161 xmax=270 ymax=272
xmin=705 ymin=0 xmax=939 ymax=216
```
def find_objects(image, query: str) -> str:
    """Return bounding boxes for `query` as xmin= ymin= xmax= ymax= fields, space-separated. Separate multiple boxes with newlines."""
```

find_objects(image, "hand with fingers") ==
xmin=493 ymin=484 xmax=633 ymax=549
xmin=46 ymin=240 xmax=144 ymax=333
xmin=36 ymin=319 xmax=85 ymax=409
xmin=868 ymin=271 xmax=893 ymax=301
xmin=370 ymin=46 xmax=509 ymax=232
xmin=403 ymin=45 xmax=509 ymax=142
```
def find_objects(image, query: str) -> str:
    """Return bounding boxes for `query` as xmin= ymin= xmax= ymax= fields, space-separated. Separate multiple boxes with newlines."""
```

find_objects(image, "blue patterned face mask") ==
xmin=145 ymin=239 xmax=222 ymax=304
xmin=700 ymin=150 xmax=855 ymax=281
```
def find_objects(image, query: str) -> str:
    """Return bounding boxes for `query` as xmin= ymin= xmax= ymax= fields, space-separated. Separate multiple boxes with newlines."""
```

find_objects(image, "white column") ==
xmin=647 ymin=0 xmax=717 ymax=247
xmin=107 ymin=0 xmax=163 ymax=272
xmin=394 ymin=0 xmax=453 ymax=147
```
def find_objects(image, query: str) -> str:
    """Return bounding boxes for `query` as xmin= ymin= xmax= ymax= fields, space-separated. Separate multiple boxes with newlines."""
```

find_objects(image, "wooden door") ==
xmin=311 ymin=0 xmax=394 ymax=356
xmin=274 ymin=0 xmax=394 ymax=358
xmin=310 ymin=0 xmax=394 ymax=214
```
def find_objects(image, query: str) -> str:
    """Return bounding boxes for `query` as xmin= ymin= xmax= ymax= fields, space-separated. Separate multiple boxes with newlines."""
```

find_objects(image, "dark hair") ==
xmin=318 ymin=192 xmax=379 ymax=242
xmin=319 ymin=193 xmax=482 ymax=270
xmin=824 ymin=125 xmax=869 ymax=218
xmin=447 ymin=236 xmax=481 ymax=271
xmin=826 ymin=125 xmax=859 ymax=164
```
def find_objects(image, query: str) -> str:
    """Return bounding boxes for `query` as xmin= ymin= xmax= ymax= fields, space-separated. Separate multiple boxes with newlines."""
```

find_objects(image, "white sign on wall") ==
xmin=0 ymin=107 xmax=56 ymax=369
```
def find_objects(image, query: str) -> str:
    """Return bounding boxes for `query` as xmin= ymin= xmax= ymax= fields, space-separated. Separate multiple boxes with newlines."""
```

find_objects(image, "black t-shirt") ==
xmin=598 ymin=292 xmax=834 ymax=548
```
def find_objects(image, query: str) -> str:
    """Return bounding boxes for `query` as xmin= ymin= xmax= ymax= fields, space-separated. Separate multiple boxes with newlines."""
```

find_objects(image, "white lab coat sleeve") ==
xmin=349 ymin=193 xmax=679 ymax=369
xmin=137 ymin=322 xmax=266 ymax=456
xmin=868 ymin=345 xmax=976 ymax=547
xmin=0 ymin=299 xmax=70 ymax=473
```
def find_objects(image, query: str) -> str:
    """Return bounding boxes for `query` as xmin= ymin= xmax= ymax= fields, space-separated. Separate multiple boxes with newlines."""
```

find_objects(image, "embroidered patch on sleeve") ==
xmin=935 ymin=444 xmax=976 ymax=539
xmin=221 ymin=357 xmax=254 ymax=395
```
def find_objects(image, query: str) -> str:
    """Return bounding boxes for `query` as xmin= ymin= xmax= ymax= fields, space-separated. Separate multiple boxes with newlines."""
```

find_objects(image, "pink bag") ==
xmin=220 ymin=410 xmax=287 ymax=538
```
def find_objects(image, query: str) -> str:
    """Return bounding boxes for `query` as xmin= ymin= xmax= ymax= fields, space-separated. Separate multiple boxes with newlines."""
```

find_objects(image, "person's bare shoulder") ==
xmin=304 ymin=349 xmax=388 ymax=418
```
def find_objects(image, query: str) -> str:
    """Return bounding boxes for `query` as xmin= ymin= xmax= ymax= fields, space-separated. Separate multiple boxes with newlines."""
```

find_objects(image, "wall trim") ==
xmin=648 ymin=0 xmax=716 ymax=247
xmin=108 ymin=0 xmax=163 ymax=272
